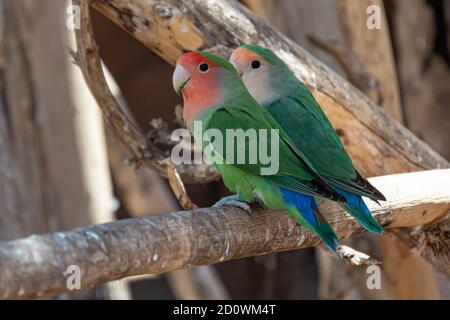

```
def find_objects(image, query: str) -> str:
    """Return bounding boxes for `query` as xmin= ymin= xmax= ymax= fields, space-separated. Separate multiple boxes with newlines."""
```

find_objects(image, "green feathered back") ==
xmin=267 ymin=87 xmax=356 ymax=179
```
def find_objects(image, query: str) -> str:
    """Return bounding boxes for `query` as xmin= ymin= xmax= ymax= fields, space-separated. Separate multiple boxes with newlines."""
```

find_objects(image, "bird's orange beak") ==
xmin=173 ymin=64 xmax=191 ymax=95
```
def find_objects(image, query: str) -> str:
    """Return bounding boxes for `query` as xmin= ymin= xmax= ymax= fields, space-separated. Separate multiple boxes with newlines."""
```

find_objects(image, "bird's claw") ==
xmin=336 ymin=245 xmax=381 ymax=266
xmin=213 ymin=195 xmax=251 ymax=213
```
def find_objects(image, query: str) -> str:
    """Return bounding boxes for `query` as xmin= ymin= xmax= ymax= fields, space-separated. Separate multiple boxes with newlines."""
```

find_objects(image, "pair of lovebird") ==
xmin=172 ymin=44 xmax=386 ymax=251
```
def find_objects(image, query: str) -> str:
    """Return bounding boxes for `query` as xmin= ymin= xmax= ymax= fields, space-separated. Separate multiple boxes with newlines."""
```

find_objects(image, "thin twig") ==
xmin=161 ymin=158 xmax=198 ymax=210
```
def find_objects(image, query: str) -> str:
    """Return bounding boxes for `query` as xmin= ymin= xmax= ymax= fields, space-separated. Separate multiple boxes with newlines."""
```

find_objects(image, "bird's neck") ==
xmin=182 ymin=86 xmax=221 ymax=127
xmin=242 ymin=71 xmax=282 ymax=107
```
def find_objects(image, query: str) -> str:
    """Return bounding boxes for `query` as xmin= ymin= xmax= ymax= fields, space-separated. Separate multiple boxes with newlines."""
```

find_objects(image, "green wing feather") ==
xmin=267 ymin=91 xmax=355 ymax=179
xmin=197 ymin=101 xmax=344 ymax=202
xmin=267 ymin=85 xmax=385 ymax=201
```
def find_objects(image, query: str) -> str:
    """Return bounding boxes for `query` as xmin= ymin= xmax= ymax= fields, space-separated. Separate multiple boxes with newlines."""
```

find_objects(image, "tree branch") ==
xmin=1 ymin=169 xmax=449 ymax=299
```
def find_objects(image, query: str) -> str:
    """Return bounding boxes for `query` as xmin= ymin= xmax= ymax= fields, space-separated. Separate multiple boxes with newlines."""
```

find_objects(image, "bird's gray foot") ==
xmin=213 ymin=195 xmax=251 ymax=213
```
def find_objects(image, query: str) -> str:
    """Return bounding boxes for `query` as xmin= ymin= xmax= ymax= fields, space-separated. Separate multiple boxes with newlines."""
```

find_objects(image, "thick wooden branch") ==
xmin=92 ymin=0 xmax=448 ymax=177
xmin=1 ymin=169 xmax=449 ymax=299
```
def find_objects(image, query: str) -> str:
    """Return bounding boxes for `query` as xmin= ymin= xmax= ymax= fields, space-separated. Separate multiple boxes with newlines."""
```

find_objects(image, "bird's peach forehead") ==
xmin=232 ymin=48 xmax=267 ymax=63
xmin=177 ymin=52 xmax=217 ymax=67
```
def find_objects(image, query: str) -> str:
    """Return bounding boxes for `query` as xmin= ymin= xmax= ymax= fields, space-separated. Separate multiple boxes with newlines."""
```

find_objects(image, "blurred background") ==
xmin=0 ymin=0 xmax=449 ymax=299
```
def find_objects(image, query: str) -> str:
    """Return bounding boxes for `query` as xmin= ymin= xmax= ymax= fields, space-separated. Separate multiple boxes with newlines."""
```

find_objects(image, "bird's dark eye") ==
xmin=198 ymin=63 xmax=209 ymax=73
xmin=251 ymin=60 xmax=261 ymax=69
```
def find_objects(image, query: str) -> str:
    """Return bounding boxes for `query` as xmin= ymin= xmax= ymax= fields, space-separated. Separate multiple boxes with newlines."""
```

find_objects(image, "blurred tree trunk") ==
xmin=0 ymin=0 xmax=56 ymax=240
xmin=0 ymin=0 xmax=131 ymax=299
xmin=387 ymin=0 xmax=450 ymax=160
xmin=2 ymin=0 xmax=88 ymax=232
xmin=335 ymin=0 xmax=402 ymax=119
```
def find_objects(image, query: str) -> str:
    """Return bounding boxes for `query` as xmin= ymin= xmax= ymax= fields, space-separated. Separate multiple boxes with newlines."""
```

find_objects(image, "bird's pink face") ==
xmin=229 ymin=47 xmax=268 ymax=76
xmin=173 ymin=52 xmax=222 ymax=124
xmin=230 ymin=48 xmax=273 ymax=106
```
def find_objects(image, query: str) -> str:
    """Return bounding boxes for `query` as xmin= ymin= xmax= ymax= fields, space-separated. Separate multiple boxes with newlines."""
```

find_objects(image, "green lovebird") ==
xmin=173 ymin=51 xmax=347 ymax=250
xmin=230 ymin=44 xmax=386 ymax=234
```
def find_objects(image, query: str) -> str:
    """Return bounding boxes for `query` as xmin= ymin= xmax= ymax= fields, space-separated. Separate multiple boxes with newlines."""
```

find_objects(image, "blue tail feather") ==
xmin=336 ymin=188 xmax=383 ymax=234
xmin=280 ymin=188 xmax=339 ymax=250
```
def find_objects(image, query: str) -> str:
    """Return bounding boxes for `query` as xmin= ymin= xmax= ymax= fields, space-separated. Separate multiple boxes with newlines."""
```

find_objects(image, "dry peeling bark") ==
xmin=393 ymin=215 xmax=450 ymax=277
xmin=0 ymin=169 xmax=449 ymax=299
xmin=91 ymin=0 xmax=448 ymax=178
